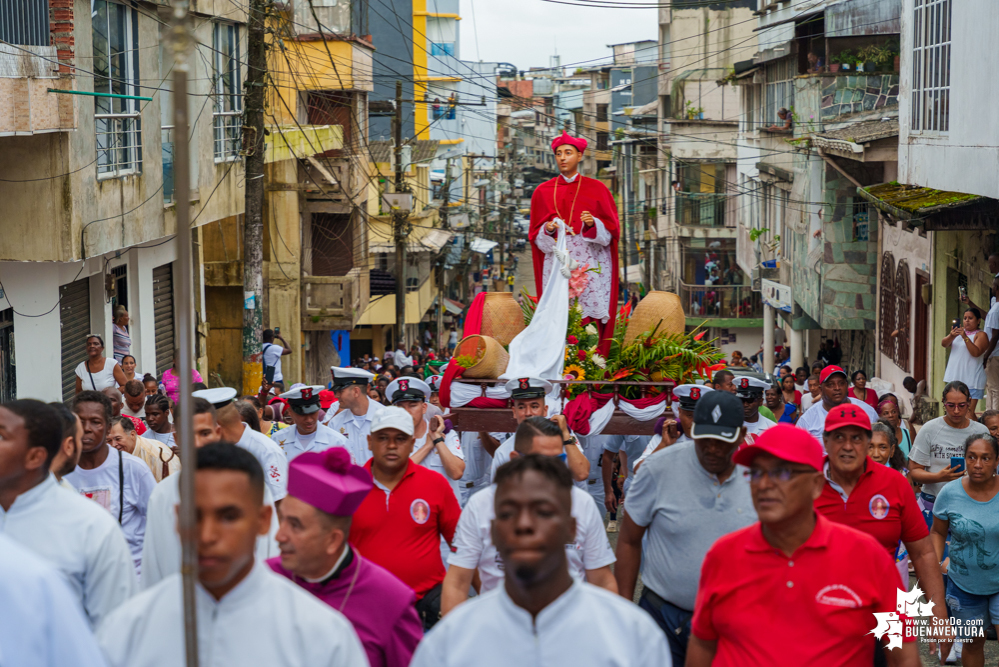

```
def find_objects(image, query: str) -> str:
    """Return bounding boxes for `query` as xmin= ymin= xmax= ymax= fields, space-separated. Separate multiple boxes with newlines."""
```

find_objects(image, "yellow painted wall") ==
xmin=357 ymin=270 xmax=438 ymax=325
xmin=268 ymin=40 xmax=360 ymax=124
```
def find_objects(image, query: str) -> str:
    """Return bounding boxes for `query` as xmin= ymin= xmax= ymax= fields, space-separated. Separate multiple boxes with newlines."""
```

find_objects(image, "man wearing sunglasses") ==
xmin=687 ymin=424 xmax=921 ymax=667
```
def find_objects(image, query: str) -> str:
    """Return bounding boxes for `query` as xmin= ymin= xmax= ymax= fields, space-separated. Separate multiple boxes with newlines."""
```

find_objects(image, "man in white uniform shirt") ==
xmin=195 ymin=387 xmax=288 ymax=502
xmin=632 ymin=384 xmax=709 ymax=473
xmin=412 ymin=453 xmax=670 ymax=667
xmin=98 ymin=443 xmax=368 ymax=667
xmin=796 ymin=365 xmax=878 ymax=439
xmin=66 ymin=391 xmax=157 ymax=574
xmin=387 ymin=377 xmax=465 ymax=496
xmin=489 ymin=377 xmax=589 ymax=483
xmin=0 ymin=533 xmax=109 ymax=667
xmin=0 ymin=399 xmax=136 ymax=628
xmin=272 ymin=385 xmax=348 ymax=461
xmin=141 ymin=398 xmax=281 ymax=588
xmin=441 ymin=416 xmax=616 ymax=616
xmin=734 ymin=376 xmax=777 ymax=439
xmin=323 ymin=366 xmax=379 ymax=463
xmin=799 ymin=374 xmax=821 ymax=412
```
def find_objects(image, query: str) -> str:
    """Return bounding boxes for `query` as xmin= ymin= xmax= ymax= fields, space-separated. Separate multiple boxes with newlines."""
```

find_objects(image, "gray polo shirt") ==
xmin=625 ymin=440 xmax=756 ymax=610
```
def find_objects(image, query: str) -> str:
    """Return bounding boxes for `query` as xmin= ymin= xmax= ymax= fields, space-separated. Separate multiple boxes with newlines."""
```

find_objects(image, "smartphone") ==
xmin=952 ymin=319 xmax=959 ymax=329
xmin=959 ymin=285 xmax=967 ymax=300
xmin=264 ymin=365 xmax=276 ymax=384
xmin=950 ymin=456 xmax=966 ymax=473
xmin=274 ymin=326 xmax=281 ymax=334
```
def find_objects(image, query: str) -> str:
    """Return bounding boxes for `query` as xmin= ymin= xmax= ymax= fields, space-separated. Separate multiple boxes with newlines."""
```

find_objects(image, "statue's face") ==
xmin=555 ymin=145 xmax=581 ymax=174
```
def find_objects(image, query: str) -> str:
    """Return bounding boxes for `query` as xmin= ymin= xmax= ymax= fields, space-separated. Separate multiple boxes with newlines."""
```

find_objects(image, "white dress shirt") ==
xmin=449 ymin=484 xmax=614 ymax=593
xmin=98 ymin=561 xmax=368 ymax=667
xmin=412 ymin=421 xmax=465 ymax=498
xmin=324 ymin=398 xmax=381 ymax=464
xmin=0 ymin=474 xmax=136 ymax=627
xmin=271 ymin=423 xmax=349 ymax=462
xmin=411 ymin=581 xmax=672 ymax=667
xmin=140 ymin=473 xmax=280 ymax=589
xmin=236 ymin=422 xmax=289 ymax=501
xmin=0 ymin=533 xmax=108 ymax=667
xmin=796 ymin=397 xmax=879 ymax=439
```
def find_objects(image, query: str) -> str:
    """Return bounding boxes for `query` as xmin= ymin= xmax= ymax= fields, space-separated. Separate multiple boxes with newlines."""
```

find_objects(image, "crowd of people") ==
xmin=6 ymin=320 xmax=999 ymax=666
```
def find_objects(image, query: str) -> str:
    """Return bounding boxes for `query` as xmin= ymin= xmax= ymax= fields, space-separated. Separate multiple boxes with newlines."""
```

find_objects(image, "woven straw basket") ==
xmin=455 ymin=335 xmax=510 ymax=378
xmin=623 ymin=291 xmax=686 ymax=347
xmin=480 ymin=292 xmax=525 ymax=346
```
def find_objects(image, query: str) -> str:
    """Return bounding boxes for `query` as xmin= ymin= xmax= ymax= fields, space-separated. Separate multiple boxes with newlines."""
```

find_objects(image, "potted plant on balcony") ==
xmin=839 ymin=50 xmax=854 ymax=71
xmin=829 ymin=53 xmax=842 ymax=73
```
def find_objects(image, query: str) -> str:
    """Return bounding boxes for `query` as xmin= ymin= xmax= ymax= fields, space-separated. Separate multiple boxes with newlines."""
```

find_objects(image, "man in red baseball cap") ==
xmin=814 ymin=405 xmax=948 ymax=642
xmin=687 ymin=424 xmax=920 ymax=667
xmin=795 ymin=365 xmax=878 ymax=439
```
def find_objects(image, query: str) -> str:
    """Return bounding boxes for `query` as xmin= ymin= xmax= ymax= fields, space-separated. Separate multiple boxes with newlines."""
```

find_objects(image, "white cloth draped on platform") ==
xmin=502 ymin=220 xmax=571 ymax=393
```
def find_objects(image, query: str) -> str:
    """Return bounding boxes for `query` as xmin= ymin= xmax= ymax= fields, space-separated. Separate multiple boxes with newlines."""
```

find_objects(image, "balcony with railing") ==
xmin=675 ymin=192 xmax=730 ymax=229
xmin=678 ymin=281 xmax=763 ymax=326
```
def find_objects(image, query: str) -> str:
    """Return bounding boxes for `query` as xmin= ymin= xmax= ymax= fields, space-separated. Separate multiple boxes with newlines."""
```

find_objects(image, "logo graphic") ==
xmin=816 ymin=584 xmax=862 ymax=608
xmin=739 ymin=378 xmax=750 ymax=389
xmin=690 ymin=387 xmax=701 ymax=400
xmin=870 ymin=584 xmax=941 ymax=649
xmin=519 ymin=378 xmax=530 ymax=390
xmin=869 ymin=494 xmax=890 ymax=520
xmin=410 ymin=499 xmax=430 ymax=524
xmin=711 ymin=405 xmax=722 ymax=423
xmin=399 ymin=379 xmax=410 ymax=392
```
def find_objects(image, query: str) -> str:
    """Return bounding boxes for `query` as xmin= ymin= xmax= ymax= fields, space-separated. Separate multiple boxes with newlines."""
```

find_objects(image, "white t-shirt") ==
xmin=985 ymin=302 xmax=999 ymax=359
xmin=796 ymin=398 xmax=879 ymax=440
xmin=744 ymin=414 xmax=777 ymax=438
xmin=800 ymin=392 xmax=819 ymax=413
xmin=65 ymin=445 xmax=157 ymax=572
xmin=261 ymin=343 xmax=284 ymax=382
xmin=75 ymin=358 xmax=119 ymax=391
xmin=449 ymin=484 xmax=615 ymax=593
xmin=410 ymin=582 xmax=671 ymax=667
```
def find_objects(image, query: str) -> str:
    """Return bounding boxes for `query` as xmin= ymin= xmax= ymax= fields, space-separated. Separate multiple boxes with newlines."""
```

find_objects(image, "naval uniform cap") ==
xmin=386 ymin=377 xmax=431 ymax=404
xmin=279 ymin=385 xmax=325 ymax=414
xmin=426 ymin=374 xmax=443 ymax=392
xmin=504 ymin=376 xmax=553 ymax=400
xmin=672 ymin=384 xmax=713 ymax=411
xmin=192 ymin=387 xmax=238 ymax=410
xmin=734 ymin=375 xmax=773 ymax=398
xmin=330 ymin=366 xmax=375 ymax=389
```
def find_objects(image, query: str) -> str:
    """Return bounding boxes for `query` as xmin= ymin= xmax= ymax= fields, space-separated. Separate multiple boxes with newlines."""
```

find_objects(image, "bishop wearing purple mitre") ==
xmin=268 ymin=448 xmax=423 ymax=667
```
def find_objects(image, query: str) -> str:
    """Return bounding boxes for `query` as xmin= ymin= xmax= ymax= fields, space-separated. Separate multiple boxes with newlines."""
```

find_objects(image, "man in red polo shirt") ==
xmin=814 ymin=405 xmax=948 ymax=637
xmin=351 ymin=406 xmax=461 ymax=632
xmin=688 ymin=424 xmax=920 ymax=667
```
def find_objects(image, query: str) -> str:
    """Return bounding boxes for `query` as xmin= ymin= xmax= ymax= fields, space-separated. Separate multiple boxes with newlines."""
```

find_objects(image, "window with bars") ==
xmin=911 ymin=0 xmax=951 ymax=132
xmin=762 ymin=58 xmax=795 ymax=126
xmin=213 ymin=22 xmax=243 ymax=161
xmin=93 ymin=0 xmax=141 ymax=178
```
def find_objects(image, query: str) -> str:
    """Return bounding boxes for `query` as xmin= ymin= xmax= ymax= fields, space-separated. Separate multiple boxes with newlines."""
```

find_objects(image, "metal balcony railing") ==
xmin=675 ymin=192 xmax=729 ymax=227
xmin=679 ymin=282 xmax=763 ymax=320
xmin=1 ymin=0 xmax=49 ymax=46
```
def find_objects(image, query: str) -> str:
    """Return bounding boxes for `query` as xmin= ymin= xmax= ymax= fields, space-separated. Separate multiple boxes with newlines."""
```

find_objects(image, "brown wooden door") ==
xmin=913 ymin=271 xmax=930 ymax=382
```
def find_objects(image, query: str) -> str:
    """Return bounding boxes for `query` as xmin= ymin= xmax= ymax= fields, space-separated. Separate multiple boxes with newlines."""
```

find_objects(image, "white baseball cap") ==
xmin=370 ymin=406 xmax=415 ymax=437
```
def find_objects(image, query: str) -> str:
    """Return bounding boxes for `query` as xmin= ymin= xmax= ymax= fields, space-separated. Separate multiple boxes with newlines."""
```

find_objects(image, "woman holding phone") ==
xmin=942 ymin=307 xmax=989 ymax=418
xmin=909 ymin=382 xmax=990 ymax=530
xmin=931 ymin=433 xmax=999 ymax=665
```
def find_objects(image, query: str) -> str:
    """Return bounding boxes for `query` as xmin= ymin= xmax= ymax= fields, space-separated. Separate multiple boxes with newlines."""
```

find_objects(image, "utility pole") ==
xmin=393 ymin=81 xmax=407 ymax=349
xmin=241 ymin=0 xmax=267 ymax=394
xmin=437 ymin=158 xmax=452 ymax=352
xmin=167 ymin=0 xmax=198 ymax=663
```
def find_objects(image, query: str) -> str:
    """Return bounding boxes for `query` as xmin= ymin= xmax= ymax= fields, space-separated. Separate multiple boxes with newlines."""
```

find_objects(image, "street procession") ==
xmin=1 ymin=0 xmax=998 ymax=665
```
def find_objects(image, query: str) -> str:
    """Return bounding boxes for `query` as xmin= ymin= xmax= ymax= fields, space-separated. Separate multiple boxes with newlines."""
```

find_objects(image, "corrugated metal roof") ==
xmin=369 ymin=140 xmax=440 ymax=164
xmin=814 ymin=117 xmax=899 ymax=145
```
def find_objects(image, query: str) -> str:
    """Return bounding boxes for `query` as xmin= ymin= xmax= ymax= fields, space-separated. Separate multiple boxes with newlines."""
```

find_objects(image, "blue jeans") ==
xmin=945 ymin=578 xmax=999 ymax=637
xmin=639 ymin=588 xmax=692 ymax=666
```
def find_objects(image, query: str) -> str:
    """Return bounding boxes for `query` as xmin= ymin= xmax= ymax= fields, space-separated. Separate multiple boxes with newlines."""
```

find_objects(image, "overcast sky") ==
xmin=457 ymin=0 xmax=656 ymax=73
